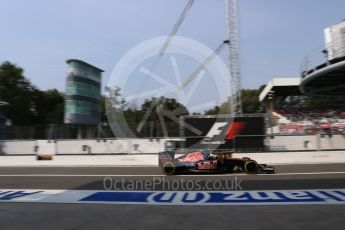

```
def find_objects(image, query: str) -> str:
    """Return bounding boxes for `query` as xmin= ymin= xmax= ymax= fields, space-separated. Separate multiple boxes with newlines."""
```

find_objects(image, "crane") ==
xmin=179 ymin=0 xmax=242 ymax=115
xmin=136 ymin=0 xmax=243 ymax=136
xmin=225 ymin=0 xmax=242 ymax=114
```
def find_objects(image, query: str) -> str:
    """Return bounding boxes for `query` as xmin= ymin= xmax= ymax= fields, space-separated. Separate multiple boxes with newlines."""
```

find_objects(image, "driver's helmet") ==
xmin=205 ymin=151 xmax=216 ymax=160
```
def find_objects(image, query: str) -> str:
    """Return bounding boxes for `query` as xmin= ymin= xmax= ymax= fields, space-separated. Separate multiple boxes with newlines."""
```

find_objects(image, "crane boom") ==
xmin=159 ymin=0 xmax=195 ymax=56
xmin=179 ymin=40 xmax=228 ymax=90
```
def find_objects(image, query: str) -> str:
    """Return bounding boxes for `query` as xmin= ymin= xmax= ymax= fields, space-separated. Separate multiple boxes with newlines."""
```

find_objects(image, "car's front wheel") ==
xmin=244 ymin=160 xmax=258 ymax=174
xmin=162 ymin=162 xmax=176 ymax=175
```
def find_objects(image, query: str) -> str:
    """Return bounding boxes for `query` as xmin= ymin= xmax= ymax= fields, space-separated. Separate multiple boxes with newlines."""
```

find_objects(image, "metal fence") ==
xmin=301 ymin=36 xmax=345 ymax=78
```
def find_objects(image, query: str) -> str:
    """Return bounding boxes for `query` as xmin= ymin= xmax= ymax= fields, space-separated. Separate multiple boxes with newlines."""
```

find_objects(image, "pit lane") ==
xmin=0 ymin=163 xmax=344 ymax=190
xmin=0 ymin=163 xmax=344 ymax=230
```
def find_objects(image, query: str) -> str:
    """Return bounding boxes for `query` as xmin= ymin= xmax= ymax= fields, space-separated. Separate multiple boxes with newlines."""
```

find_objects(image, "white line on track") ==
xmin=257 ymin=172 xmax=345 ymax=176
xmin=0 ymin=172 xmax=344 ymax=177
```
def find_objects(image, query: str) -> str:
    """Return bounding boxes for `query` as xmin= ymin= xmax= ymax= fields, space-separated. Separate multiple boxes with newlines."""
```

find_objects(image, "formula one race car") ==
xmin=158 ymin=150 xmax=274 ymax=175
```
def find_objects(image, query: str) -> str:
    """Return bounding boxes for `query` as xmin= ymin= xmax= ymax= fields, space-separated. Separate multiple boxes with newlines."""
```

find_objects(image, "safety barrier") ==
xmin=1 ymin=134 xmax=344 ymax=155
xmin=0 ymin=140 xmax=37 ymax=155
xmin=234 ymin=134 xmax=345 ymax=152
xmin=0 ymin=138 xmax=167 ymax=155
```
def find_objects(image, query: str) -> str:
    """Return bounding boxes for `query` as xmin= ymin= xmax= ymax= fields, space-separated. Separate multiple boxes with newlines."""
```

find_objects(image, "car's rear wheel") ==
xmin=162 ymin=162 xmax=176 ymax=175
xmin=244 ymin=160 xmax=258 ymax=174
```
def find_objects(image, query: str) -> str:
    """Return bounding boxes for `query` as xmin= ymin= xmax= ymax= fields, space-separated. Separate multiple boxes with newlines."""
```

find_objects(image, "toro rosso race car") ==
xmin=159 ymin=150 xmax=274 ymax=175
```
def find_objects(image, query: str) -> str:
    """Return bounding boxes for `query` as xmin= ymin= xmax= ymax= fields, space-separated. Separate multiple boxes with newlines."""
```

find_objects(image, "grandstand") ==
xmin=260 ymin=20 xmax=345 ymax=135
xmin=300 ymin=20 xmax=345 ymax=95
xmin=259 ymin=79 xmax=345 ymax=135
xmin=272 ymin=108 xmax=345 ymax=135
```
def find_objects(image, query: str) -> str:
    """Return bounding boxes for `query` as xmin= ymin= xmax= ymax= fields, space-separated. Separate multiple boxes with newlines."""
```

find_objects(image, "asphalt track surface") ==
xmin=0 ymin=164 xmax=345 ymax=190
xmin=0 ymin=163 xmax=344 ymax=230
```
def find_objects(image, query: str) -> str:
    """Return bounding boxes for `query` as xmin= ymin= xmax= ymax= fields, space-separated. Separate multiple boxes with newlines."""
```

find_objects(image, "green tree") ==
xmin=140 ymin=96 xmax=189 ymax=120
xmin=0 ymin=61 xmax=65 ymax=125
xmin=241 ymin=88 xmax=263 ymax=113
xmin=205 ymin=106 xmax=220 ymax=115
xmin=0 ymin=61 xmax=38 ymax=125
xmin=34 ymin=89 xmax=65 ymax=124
xmin=205 ymin=87 xmax=264 ymax=115
xmin=104 ymin=86 xmax=127 ymax=111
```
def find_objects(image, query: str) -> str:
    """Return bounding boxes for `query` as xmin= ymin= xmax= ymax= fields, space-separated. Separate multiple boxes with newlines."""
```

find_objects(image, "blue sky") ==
xmin=0 ymin=0 xmax=344 ymax=92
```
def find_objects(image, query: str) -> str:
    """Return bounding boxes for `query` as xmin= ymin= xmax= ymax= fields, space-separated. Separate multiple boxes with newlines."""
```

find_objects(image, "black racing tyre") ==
xmin=162 ymin=162 xmax=176 ymax=175
xmin=244 ymin=160 xmax=258 ymax=174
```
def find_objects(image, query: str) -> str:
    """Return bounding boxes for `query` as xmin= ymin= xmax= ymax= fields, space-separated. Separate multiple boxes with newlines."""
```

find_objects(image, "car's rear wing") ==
xmin=158 ymin=151 xmax=176 ymax=167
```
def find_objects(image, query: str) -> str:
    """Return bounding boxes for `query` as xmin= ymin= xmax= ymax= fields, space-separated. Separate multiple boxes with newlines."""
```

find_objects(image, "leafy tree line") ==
xmin=0 ymin=61 xmax=64 ymax=125
xmin=2 ymin=61 xmax=345 ymax=127
xmin=204 ymin=86 xmax=266 ymax=115
xmin=104 ymin=86 xmax=189 ymax=125
xmin=0 ymin=62 xmax=189 ymax=126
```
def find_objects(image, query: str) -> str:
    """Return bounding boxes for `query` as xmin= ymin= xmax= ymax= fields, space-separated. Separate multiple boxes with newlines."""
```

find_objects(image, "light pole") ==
xmin=267 ymin=91 xmax=274 ymax=136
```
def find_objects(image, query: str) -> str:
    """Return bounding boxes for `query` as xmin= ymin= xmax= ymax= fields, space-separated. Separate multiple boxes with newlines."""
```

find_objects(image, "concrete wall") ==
xmin=233 ymin=151 xmax=345 ymax=165
xmin=268 ymin=135 xmax=319 ymax=151
xmin=0 ymin=138 xmax=167 ymax=155
xmin=320 ymin=135 xmax=345 ymax=150
xmin=268 ymin=134 xmax=345 ymax=151
xmin=0 ymin=140 xmax=36 ymax=155
xmin=1 ymin=135 xmax=345 ymax=155
xmin=0 ymin=150 xmax=344 ymax=167
xmin=324 ymin=20 xmax=345 ymax=60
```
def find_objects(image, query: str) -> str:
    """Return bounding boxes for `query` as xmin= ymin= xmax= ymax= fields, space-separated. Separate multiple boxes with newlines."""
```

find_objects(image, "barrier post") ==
xmin=127 ymin=139 xmax=132 ymax=154
xmin=316 ymin=134 xmax=322 ymax=151
xmin=233 ymin=136 xmax=237 ymax=152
